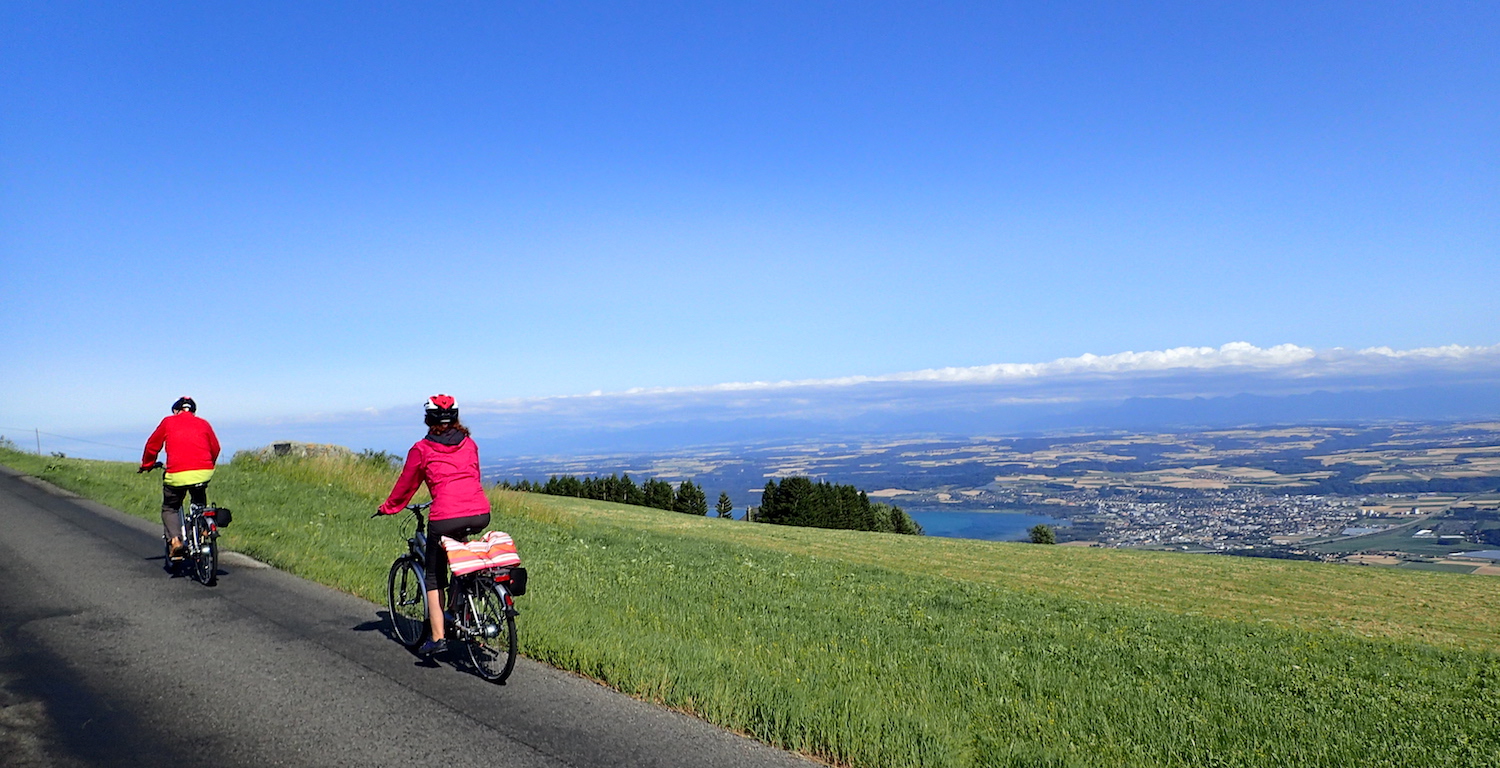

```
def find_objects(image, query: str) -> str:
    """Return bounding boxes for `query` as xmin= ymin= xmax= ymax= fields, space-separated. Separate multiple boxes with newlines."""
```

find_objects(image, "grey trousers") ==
xmin=160 ymin=482 xmax=209 ymax=540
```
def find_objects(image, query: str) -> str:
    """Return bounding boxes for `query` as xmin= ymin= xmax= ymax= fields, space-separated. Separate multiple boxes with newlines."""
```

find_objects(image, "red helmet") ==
xmin=424 ymin=394 xmax=458 ymax=425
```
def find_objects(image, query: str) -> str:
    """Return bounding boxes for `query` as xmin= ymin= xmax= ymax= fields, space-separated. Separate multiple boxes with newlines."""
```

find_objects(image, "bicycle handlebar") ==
xmin=137 ymin=461 xmax=163 ymax=474
xmin=370 ymin=501 xmax=431 ymax=519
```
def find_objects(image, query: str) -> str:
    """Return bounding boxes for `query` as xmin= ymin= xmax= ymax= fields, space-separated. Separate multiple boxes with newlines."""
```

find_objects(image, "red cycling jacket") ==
xmin=379 ymin=434 xmax=491 ymax=521
xmin=141 ymin=411 xmax=221 ymax=474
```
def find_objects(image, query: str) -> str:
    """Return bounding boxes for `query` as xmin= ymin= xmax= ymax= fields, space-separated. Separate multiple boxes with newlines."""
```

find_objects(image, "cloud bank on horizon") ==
xmin=564 ymin=339 xmax=1500 ymax=396
xmin=31 ymin=341 xmax=1500 ymax=461
xmin=460 ymin=341 xmax=1500 ymax=411
xmin=263 ymin=340 xmax=1488 ymax=456
xmin=229 ymin=341 xmax=1487 ymax=453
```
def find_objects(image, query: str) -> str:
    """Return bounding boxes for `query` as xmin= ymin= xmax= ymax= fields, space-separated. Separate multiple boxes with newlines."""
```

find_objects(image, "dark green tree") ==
xmin=754 ymin=480 xmax=778 ymax=523
xmin=620 ymin=473 xmax=644 ymax=506
xmin=758 ymin=477 xmax=922 ymax=535
xmin=643 ymin=478 xmax=675 ymax=510
xmin=1029 ymin=524 xmax=1056 ymax=544
xmin=765 ymin=478 xmax=813 ymax=528
xmin=674 ymin=479 xmax=709 ymax=516
xmin=892 ymin=505 xmax=923 ymax=536
xmin=716 ymin=492 xmax=734 ymax=518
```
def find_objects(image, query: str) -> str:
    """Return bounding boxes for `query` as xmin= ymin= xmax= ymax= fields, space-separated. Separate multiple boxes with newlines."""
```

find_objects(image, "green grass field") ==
xmin=1397 ymin=561 xmax=1481 ymax=574
xmin=1309 ymin=520 xmax=1477 ymax=557
xmin=4 ymin=448 xmax=1497 ymax=767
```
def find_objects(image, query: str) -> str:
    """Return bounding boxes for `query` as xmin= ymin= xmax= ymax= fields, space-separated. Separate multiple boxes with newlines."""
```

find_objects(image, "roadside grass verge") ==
xmin=4 ymin=449 xmax=1498 ymax=767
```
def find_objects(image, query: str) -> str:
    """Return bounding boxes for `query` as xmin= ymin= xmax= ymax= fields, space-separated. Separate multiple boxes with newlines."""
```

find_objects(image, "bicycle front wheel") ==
xmin=192 ymin=518 xmax=218 ymax=586
xmin=386 ymin=558 xmax=427 ymax=648
xmin=462 ymin=584 xmax=517 ymax=683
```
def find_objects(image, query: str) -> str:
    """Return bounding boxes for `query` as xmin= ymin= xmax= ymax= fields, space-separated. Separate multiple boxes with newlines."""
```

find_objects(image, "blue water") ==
xmin=905 ymin=508 xmax=1069 ymax=542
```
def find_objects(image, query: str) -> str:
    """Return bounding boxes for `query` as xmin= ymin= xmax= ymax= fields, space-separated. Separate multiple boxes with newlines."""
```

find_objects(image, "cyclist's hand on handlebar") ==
xmin=370 ymin=510 xmax=385 ymax=519
xmin=137 ymin=462 xmax=163 ymax=474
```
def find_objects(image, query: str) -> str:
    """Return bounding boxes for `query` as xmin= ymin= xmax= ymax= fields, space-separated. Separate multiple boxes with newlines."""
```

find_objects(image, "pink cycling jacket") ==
xmin=379 ymin=435 xmax=491 ymax=521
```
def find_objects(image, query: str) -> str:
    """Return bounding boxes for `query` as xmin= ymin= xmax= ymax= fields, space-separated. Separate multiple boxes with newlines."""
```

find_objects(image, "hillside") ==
xmin=3 ymin=448 xmax=1497 ymax=767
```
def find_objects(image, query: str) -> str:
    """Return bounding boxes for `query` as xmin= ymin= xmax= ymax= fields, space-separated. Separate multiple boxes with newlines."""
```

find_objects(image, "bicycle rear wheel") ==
xmin=192 ymin=517 xmax=218 ymax=586
xmin=386 ymin=558 xmax=427 ymax=648
xmin=462 ymin=584 xmax=517 ymax=683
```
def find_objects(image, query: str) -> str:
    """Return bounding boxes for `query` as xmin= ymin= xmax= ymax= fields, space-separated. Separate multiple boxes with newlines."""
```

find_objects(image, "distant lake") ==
xmin=905 ymin=508 xmax=1069 ymax=542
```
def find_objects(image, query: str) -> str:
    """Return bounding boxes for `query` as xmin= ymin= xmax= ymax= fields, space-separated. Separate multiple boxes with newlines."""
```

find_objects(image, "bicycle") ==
xmin=381 ymin=503 xmax=522 ymax=683
xmin=140 ymin=462 xmax=228 ymax=586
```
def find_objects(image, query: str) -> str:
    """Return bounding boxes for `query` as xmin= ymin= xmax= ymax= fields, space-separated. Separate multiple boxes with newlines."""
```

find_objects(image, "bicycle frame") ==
xmin=404 ymin=506 xmax=430 ymax=586
xmin=396 ymin=505 xmax=499 ymax=614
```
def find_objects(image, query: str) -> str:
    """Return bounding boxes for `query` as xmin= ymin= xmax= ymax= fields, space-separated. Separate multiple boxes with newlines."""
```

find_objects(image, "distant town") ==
xmin=937 ymin=481 xmax=1500 ymax=574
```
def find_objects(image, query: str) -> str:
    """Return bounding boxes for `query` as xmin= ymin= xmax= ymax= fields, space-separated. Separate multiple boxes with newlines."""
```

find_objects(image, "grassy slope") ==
xmin=5 ymin=449 xmax=1497 ymax=768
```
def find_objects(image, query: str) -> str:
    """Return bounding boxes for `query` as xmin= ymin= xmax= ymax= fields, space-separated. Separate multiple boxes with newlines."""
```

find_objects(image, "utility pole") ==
xmin=35 ymin=428 xmax=41 ymax=455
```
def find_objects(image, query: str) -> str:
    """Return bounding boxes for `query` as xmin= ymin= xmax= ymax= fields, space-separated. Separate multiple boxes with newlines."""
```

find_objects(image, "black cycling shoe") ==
xmin=417 ymin=638 xmax=447 ymax=656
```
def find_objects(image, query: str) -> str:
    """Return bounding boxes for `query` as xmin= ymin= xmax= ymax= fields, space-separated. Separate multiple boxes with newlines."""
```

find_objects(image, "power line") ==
xmin=0 ymin=427 xmax=139 ymax=452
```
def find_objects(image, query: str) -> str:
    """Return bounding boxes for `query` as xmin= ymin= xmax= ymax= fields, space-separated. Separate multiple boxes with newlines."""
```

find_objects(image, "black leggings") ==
xmin=161 ymin=482 xmax=209 ymax=540
xmin=425 ymin=513 xmax=491 ymax=592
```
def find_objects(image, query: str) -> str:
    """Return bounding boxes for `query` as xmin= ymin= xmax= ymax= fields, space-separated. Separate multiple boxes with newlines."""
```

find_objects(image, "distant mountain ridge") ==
xmin=463 ymin=381 xmax=1500 ymax=456
xmin=1036 ymin=382 xmax=1500 ymax=433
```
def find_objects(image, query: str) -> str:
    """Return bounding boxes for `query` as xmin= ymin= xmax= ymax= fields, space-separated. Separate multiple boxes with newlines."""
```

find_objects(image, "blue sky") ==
xmin=2 ymin=2 xmax=1497 ymax=449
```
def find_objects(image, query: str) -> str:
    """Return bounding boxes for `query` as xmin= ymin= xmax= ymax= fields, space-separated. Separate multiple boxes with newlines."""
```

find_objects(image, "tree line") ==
xmin=498 ymin=473 xmax=924 ymax=536
xmin=755 ymin=477 xmax=923 ymax=535
xmin=497 ymin=473 xmax=711 ymax=516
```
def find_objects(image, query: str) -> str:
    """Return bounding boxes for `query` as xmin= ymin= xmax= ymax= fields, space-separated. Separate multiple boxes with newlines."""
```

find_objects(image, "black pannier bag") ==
xmin=500 ymin=566 xmax=527 ymax=596
xmin=207 ymin=506 xmax=232 ymax=527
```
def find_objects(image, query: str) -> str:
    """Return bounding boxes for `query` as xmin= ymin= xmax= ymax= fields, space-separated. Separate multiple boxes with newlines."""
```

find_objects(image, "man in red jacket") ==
xmin=141 ymin=397 xmax=221 ymax=557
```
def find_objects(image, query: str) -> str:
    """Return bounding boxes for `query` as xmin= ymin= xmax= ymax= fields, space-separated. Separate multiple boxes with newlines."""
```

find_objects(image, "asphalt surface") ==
xmin=0 ymin=465 xmax=818 ymax=768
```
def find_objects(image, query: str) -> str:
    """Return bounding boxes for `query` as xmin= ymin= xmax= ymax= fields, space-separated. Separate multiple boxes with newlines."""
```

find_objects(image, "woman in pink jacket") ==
xmin=378 ymin=394 xmax=491 ymax=656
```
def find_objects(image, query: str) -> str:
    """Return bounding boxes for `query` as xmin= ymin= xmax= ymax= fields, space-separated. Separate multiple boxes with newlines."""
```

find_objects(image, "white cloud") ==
xmin=487 ymin=342 xmax=1499 ymax=405
xmin=1354 ymin=344 xmax=1489 ymax=359
xmin=877 ymin=342 xmax=1319 ymax=383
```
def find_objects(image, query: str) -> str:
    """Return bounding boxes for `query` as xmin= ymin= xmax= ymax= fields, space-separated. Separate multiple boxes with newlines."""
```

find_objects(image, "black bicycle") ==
xmin=382 ymin=503 xmax=522 ymax=683
xmin=140 ymin=462 xmax=229 ymax=586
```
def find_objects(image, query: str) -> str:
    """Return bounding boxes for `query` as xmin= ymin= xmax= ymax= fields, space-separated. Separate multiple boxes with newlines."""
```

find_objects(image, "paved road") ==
xmin=0 ymin=466 xmax=816 ymax=768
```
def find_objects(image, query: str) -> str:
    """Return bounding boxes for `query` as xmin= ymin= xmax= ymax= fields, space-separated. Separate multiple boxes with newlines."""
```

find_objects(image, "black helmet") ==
xmin=172 ymin=396 xmax=197 ymax=413
xmin=423 ymin=394 xmax=458 ymax=426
